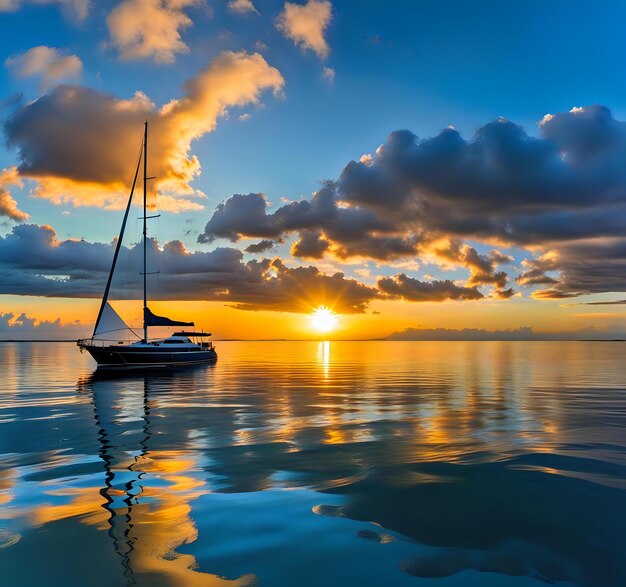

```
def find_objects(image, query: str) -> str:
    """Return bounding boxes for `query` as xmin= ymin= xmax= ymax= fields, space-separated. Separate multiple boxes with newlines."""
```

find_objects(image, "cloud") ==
xmin=227 ymin=258 xmax=378 ymax=313
xmin=290 ymin=229 xmax=329 ymax=258
xmin=584 ymin=299 xmax=626 ymax=305
xmin=198 ymin=183 xmax=421 ymax=261
xmin=0 ymin=167 xmax=29 ymax=221
xmin=1 ymin=223 xmax=503 ymax=310
xmin=431 ymin=239 xmax=513 ymax=296
xmin=201 ymin=105 xmax=626 ymax=301
xmin=517 ymin=253 xmax=559 ymax=286
xmin=378 ymin=273 xmax=483 ymax=302
xmin=338 ymin=107 xmax=626 ymax=246
xmin=321 ymin=66 xmax=335 ymax=84
xmin=528 ymin=239 xmax=626 ymax=299
xmin=5 ymin=50 xmax=284 ymax=209
xmin=10 ymin=100 xmax=626 ymax=305
xmin=276 ymin=0 xmax=332 ymax=59
xmin=244 ymin=239 xmax=280 ymax=253
xmin=5 ymin=46 xmax=82 ymax=90
xmin=0 ymin=223 xmax=379 ymax=313
xmin=227 ymin=0 xmax=258 ymax=15
xmin=0 ymin=310 xmax=86 ymax=339
xmin=0 ymin=0 xmax=90 ymax=21
xmin=107 ymin=0 xmax=200 ymax=63
xmin=197 ymin=186 xmax=513 ymax=293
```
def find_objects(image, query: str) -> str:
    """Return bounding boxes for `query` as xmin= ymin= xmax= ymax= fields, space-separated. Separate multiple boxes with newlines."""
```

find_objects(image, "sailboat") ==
xmin=78 ymin=122 xmax=218 ymax=368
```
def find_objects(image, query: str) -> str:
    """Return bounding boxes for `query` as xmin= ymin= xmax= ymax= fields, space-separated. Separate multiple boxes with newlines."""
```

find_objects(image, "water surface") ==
xmin=1 ymin=341 xmax=625 ymax=586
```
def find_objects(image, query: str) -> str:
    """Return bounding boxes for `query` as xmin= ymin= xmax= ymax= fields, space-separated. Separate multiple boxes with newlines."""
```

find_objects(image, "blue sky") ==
xmin=3 ymin=0 xmax=626 ymax=239
xmin=2 ymin=0 xmax=626 ymax=337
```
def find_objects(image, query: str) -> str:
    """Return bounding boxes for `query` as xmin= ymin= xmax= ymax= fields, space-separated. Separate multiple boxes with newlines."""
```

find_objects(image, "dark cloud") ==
xmin=199 ymin=184 xmax=341 ymax=242
xmin=199 ymin=105 xmax=626 ymax=300
xmin=527 ymin=239 xmax=626 ymax=299
xmin=491 ymin=287 xmax=515 ymax=299
xmin=531 ymin=289 xmax=581 ymax=300
xmin=1 ymin=222 xmax=518 ymax=309
xmin=584 ymin=299 xmax=626 ymax=305
xmin=0 ymin=310 xmax=86 ymax=339
xmin=377 ymin=273 xmax=483 ymax=302
xmin=10 ymin=101 xmax=626 ymax=303
xmin=338 ymin=108 xmax=626 ymax=248
xmin=290 ymin=229 xmax=330 ymax=258
xmin=343 ymin=106 xmax=626 ymax=212
xmin=199 ymin=183 xmax=421 ymax=261
xmin=4 ymin=51 xmax=284 ymax=210
xmin=517 ymin=255 xmax=559 ymax=286
xmin=244 ymin=239 xmax=281 ymax=254
xmin=199 ymin=193 xmax=277 ymax=241
xmin=0 ymin=224 xmax=379 ymax=313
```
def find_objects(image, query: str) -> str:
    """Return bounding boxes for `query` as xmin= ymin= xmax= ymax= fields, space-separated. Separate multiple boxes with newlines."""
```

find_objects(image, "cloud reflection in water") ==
xmin=0 ymin=341 xmax=625 ymax=587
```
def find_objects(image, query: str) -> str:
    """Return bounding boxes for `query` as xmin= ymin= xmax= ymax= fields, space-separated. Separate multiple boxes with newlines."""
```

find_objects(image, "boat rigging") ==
xmin=77 ymin=122 xmax=218 ymax=368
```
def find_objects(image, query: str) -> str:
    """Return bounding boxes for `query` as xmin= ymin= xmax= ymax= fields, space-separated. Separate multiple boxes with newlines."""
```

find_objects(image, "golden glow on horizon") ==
xmin=310 ymin=307 xmax=337 ymax=333
xmin=4 ymin=294 xmax=626 ymax=341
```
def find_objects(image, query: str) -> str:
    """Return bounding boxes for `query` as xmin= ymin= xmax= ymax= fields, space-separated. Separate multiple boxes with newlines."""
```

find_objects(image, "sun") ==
xmin=310 ymin=306 xmax=337 ymax=333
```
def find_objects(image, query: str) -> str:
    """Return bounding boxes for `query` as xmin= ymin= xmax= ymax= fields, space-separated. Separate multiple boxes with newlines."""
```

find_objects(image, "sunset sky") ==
xmin=2 ymin=0 xmax=626 ymax=339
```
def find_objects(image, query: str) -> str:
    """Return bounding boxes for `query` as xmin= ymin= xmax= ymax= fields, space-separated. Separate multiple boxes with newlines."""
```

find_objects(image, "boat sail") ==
xmin=78 ymin=122 xmax=217 ymax=368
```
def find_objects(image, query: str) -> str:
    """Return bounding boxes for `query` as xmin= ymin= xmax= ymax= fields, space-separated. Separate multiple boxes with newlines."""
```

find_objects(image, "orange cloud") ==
xmin=276 ymin=0 xmax=332 ymax=59
xmin=0 ymin=167 xmax=28 ymax=221
xmin=6 ymin=51 xmax=284 ymax=210
xmin=107 ymin=0 xmax=200 ymax=63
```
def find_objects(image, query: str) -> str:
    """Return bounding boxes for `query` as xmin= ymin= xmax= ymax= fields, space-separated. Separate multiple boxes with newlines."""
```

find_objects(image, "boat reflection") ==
xmin=77 ymin=367 xmax=256 ymax=587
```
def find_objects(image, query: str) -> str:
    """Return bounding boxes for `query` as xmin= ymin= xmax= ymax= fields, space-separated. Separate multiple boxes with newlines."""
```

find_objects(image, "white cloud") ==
xmin=107 ymin=0 xmax=200 ymax=63
xmin=276 ymin=0 xmax=332 ymax=59
xmin=227 ymin=0 xmax=258 ymax=15
xmin=0 ymin=0 xmax=90 ymax=21
xmin=321 ymin=66 xmax=335 ymax=84
xmin=5 ymin=46 xmax=83 ymax=90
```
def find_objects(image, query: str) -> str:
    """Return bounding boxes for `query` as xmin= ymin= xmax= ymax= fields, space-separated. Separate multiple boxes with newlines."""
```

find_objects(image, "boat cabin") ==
xmin=162 ymin=336 xmax=193 ymax=345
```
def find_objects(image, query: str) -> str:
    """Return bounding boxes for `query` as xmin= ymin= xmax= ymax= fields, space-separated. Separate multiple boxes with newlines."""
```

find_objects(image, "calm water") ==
xmin=0 ymin=341 xmax=625 ymax=587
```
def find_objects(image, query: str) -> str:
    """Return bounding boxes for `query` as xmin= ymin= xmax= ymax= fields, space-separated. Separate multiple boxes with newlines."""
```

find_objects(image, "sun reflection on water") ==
xmin=318 ymin=339 xmax=330 ymax=379
xmin=0 ymin=341 xmax=625 ymax=586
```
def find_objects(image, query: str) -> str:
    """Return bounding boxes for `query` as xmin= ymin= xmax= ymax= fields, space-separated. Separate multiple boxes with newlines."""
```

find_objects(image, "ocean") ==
xmin=0 ymin=341 xmax=625 ymax=587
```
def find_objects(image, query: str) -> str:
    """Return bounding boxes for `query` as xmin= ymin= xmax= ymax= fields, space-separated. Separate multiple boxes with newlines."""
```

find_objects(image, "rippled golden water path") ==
xmin=1 ymin=341 xmax=625 ymax=587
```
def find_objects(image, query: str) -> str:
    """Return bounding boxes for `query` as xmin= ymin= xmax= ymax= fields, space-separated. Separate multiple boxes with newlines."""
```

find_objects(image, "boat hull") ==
xmin=80 ymin=344 xmax=218 ymax=369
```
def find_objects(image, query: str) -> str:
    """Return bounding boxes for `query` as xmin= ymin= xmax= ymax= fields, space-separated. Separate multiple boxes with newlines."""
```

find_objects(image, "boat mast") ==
xmin=142 ymin=121 xmax=148 ymax=342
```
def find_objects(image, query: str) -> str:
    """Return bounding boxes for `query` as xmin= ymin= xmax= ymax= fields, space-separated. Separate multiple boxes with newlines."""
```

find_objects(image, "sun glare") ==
xmin=310 ymin=307 xmax=337 ymax=333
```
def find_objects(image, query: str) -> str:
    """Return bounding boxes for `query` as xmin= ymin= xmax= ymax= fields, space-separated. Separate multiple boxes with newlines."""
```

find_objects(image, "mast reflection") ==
xmin=90 ymin=372 xmax=151 ymax=584
xmin=78 ymin=367 xmax=256 ymax=587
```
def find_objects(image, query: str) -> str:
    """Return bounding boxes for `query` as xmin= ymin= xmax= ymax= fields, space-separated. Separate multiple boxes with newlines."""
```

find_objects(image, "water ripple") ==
xmin=0 ymin=340 xmax=624 ymax=587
